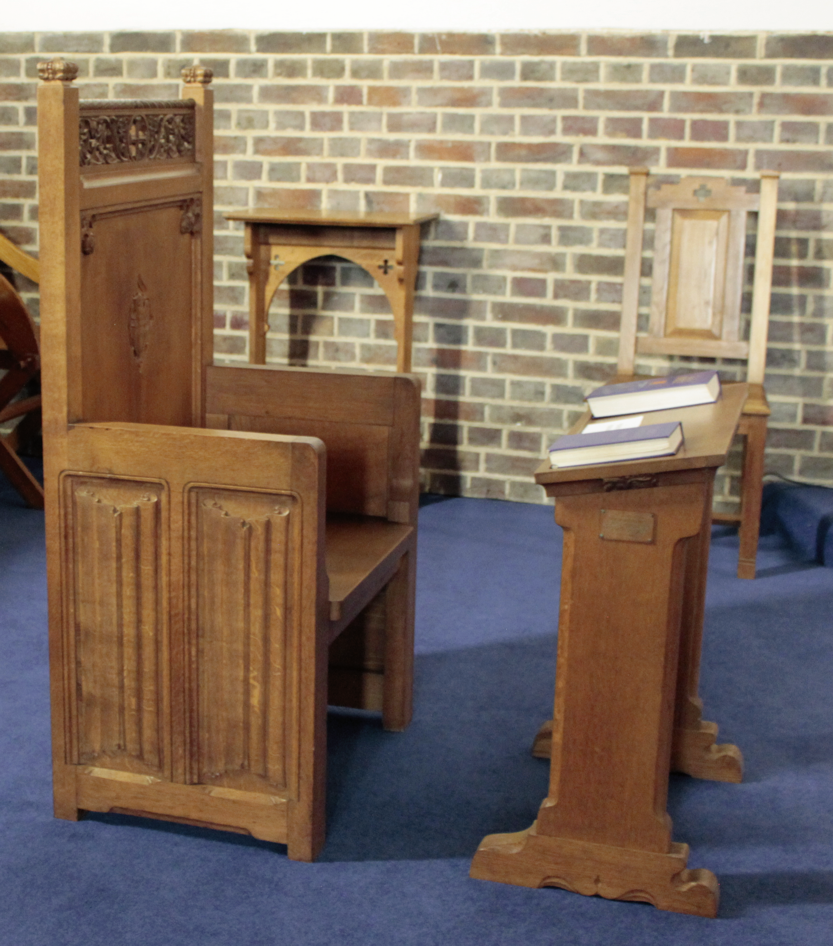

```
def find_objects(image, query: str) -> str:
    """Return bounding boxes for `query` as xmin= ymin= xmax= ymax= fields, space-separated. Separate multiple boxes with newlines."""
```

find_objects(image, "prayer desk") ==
xmin=225 ymin=210 xmax=438 ymax=372
xmin=470 ymin=385 xmax=748 ymax=917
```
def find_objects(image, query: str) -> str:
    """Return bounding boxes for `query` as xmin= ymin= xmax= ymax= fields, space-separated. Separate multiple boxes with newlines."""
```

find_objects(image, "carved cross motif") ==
xmin=128 ymin=275 xmax=153 ymax=367
xmin=379 ymin=259 xmax=393 ymax=275
xmin=271 ymin=256 xmax=286 ymax=271
xmin=693 ymin=183 xmax=713 ymax=201
xmin=80 ymin=215 xmax=95 ymax=256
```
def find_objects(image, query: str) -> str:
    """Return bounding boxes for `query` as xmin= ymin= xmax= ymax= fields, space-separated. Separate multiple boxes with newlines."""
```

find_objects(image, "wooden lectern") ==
xmin=470 ymin=385 xmax=748 ymax=917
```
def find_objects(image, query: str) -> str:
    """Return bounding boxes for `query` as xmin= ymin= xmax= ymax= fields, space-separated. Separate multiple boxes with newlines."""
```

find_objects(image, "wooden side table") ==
xmin=470 ymin=385 xmax=748 ymax=917
xmin=225 ymin=210 xmax=438 ymax=372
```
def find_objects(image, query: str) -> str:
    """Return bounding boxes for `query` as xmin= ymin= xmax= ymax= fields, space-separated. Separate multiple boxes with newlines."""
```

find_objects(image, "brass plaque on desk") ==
xmin=599 ymin=508 xmax=656 ymax=544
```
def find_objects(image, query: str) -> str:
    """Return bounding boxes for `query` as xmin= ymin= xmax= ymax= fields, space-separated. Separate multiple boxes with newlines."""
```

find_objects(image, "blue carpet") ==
xmin=1 ymin=474 xmax=832 ymax=944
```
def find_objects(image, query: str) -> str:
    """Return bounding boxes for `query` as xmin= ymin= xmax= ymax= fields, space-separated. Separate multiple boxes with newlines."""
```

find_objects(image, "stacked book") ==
xmin=548 ymin=371 xmax=721 ymax=469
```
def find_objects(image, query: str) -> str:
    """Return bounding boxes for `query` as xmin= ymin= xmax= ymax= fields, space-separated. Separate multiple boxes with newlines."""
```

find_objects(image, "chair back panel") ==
xmin=37 ymin=62 xmax=214 ymax=431
xmin=618 ymin=170 xmax=778 ymax=375
xmin=79 ymin=203 xmax=196 ymax=427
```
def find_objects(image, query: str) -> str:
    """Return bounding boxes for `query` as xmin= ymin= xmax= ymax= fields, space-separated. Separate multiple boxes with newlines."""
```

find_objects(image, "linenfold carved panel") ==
xmin=79 ymin=105 xmax=196 ymax=167
xmin=188 ymin=487 xmax=298 ymax=794
xmin=62 ymin=475 xmax=167 ymax=776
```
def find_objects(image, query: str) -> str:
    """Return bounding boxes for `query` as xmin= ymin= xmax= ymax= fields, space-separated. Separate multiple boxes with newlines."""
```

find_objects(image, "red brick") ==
xmin=366 ymin=139 xmax=410 ymax=160
xmin=389 ymin=59 xmax=435 ymax=80
xmin=365 ymin=191 xmax=411 ymax=214
xmin=496 ymin=197 xmax=574 ymax=219
xmin=180 ymin=30 xmax=250 ymax=52
xmin=776 ymin=208 xmax=833 ymax=231
xmin=492 ymin=302 xmax=568 ymax=327
xmin=511 ymin=277 xmax=547 ymax=298
xmin=499 ymin=33 xmax=580 ymax=56
xmin=575 ymin=254 xmax=624 ymax=277
xmin=417 ymin=33 xmax=496 ymax=55
xmin=604 ymin=117 xmax=643 ymax=139
xmin=755 ymin=150 xmax=833 ymax=173
xmin=0 ymin=83 xmax=35 ymax=102
xmin=802 ymin=404 xmax=833 ymax=426
xmin=765 ymin=34 xmax=833 ymax=59
xmin=306 ymin=163 xmax=338 ymax=184
xmin=254 ymin=137 xmax=324 ymax=157
xmin=579 ymin=200 xmax=628 ymax=222
xmin=258 ymin=85 xmax=328 ymax=105
xmin=416 ymin=193 xmax=489 ymax=216
xmin=584 ymin=90 xmax=664 ymax=112
xmin=772 ymin=265 xmax=829 ymax=289
xmin=415 ymin=140 xmax=490 ymax=163
xmin=487 ymin=249 xmax=564 ymax=272
xmin=0 ymin=180 xmax=36 ymax=199
xmin=253 ymin=188 xmax=322 ymax=211
xmin=334 ymin=86 xmax=364 ymax=106
xmin=779 ymin=121 xmax=820 ymax=144
xmin=759 ymin=93 xmax=833 ymax=116
xmin=343 ymin=163 xmax=377 ymax=184
xmin=383 ymin=166 xmax=434 ymax=187
xmin=492 ymin=353 xmax=568 ymax=378
xmin=367 ymin=86 xmax=413 ymax=108
xmin=552 ymin=279 xmax=592 ymax=301
xmin=674 ymin=34 xmax=757 ymax=58
xmin=387 ymin=112 xmax=437 ymax=133
xmin=670 ymin=91 xmax=754 ymax=114
xmin=498 ymin=87 xmax=579 ymax=110
xmin=255 ymin=32 xmax=326 ymax=54
xmin=587 ymin=33 xmax=669 ymax=57
xmin=690 ymin=120 xmax=729 ymax=142
xmin=214 ymin=136 xmax=248 ymax=155
xmin=578 ymin=144 xmax=660 ymax=166
xmin=422 ymin=400 xmax=487 ymax=423
xmin=495 ymin=142 xmax=572 ymax=164
xmin=0 ymin=131 xmax=35 ymax=150
xmin=417 ymin=87 xmax=493 ymax=108
xmin=367 ymin=32 xmax=417 ymax=55
xmin=648 ymin=117 xmax=685 ymax=140
xmin=667 ymin=147 xmax=748 ymax=170
xmin=562 ymin=117 xmax=599 ymax=137
xmin=310 ymin=112 xmax=344 ymax=132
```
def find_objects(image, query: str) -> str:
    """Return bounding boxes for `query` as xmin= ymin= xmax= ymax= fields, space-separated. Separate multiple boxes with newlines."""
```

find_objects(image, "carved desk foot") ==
xmin=672 ymin=721 xmax=743 ymax=783
xmin=470 ymin=822 xmax=719 ymax=918
xmin=532 ymin=716 xmax=742 ymax=784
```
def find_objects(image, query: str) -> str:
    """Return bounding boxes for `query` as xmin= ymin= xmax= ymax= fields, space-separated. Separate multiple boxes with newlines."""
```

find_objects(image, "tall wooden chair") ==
xmin=37 ymin=60 xmax=419 ymax=862
xmin=0 ymin=233 xmax=43 ymax=508
xmin=615 ymin=168 xmax=779 ymax=579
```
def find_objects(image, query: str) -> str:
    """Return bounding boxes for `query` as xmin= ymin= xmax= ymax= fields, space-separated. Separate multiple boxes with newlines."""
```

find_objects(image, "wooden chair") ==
xmin=615 ymin=168 xmax=779 ymax=579
xmin=37 ymin=60 xmax=419 ymax=862
xmin=0 ymin=232 xmax=43 ymax=508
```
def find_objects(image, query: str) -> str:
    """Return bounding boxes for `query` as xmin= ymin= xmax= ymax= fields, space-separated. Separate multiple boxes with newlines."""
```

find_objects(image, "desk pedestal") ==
xmin=471 ymin=467 xmax=741 ymax=917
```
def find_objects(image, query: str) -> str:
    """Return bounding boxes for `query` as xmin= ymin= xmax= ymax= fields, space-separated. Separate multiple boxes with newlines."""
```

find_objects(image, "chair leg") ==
xmin=737 ymin=414 xmax=767 ymax=580
xmin=382 ymin=546 xmax=416 ymax=732
xmin=0 ymin=435 xmax=44 ymax=508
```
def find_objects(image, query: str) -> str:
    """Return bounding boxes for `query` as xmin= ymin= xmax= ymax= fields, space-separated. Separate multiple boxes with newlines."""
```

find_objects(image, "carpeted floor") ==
xmin=1 ymin=473 xmax=831 ymax=945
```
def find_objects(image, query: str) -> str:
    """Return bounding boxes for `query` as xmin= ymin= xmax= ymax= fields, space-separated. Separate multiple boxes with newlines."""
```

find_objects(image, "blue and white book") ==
xmin=548 ymin=421 xmax=684 ymax=469
xmin=586 ymin=371 xmax=720 ymax=418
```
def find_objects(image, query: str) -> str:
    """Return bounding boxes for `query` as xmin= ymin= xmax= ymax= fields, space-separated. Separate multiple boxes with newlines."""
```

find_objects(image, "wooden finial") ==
xmin=181 ymin=65 xmax=213 ymax=86
xmin=38 ymin=58 xmax=79 ymax=83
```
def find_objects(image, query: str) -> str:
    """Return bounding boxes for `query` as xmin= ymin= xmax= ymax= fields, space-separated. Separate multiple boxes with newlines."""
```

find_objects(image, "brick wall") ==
xmin=2 ymin=30 xmax=832 ymax=504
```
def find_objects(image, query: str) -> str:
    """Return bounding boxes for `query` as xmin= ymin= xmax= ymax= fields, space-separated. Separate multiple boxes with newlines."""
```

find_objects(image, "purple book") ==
xmin=548 ymin=421 xmax=684 ymax=468
xmin=586 ymin=371 xmax=720 ymax=418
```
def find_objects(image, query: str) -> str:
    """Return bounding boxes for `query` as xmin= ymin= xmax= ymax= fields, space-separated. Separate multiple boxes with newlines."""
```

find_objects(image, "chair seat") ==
xmin=326 ymin=514 xmax=414 ymax=634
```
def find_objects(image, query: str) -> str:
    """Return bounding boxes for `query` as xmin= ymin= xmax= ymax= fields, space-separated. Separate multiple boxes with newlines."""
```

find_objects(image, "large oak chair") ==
xmin=37 ymin=60 xmax=419 ymax=862
xmin=614 ymin=168 xmax=779 ymax=579
xmin=0 ymin=233 xmax=43 ymax=508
